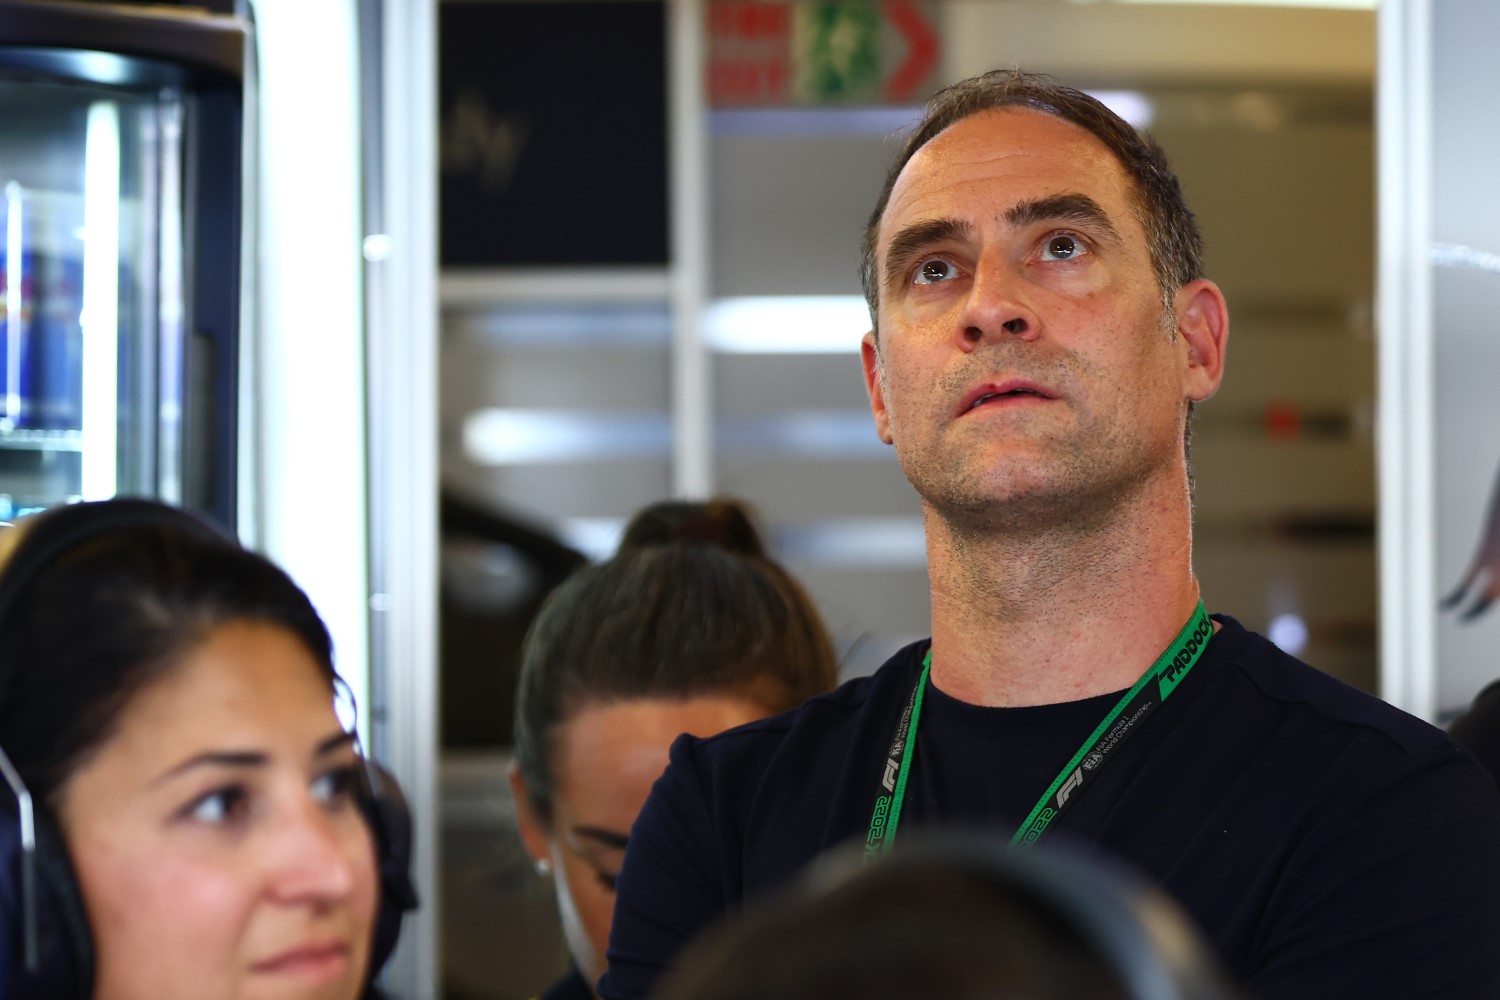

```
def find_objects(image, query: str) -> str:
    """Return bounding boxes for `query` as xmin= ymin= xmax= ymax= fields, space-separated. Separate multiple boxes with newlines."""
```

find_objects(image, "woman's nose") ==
xmin=264 ymin=798 xmax=367 ymax=905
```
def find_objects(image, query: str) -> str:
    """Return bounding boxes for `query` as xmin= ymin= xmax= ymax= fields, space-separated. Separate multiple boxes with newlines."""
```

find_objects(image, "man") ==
xmin=597 ymin=70 xmax=1500 ymax=1000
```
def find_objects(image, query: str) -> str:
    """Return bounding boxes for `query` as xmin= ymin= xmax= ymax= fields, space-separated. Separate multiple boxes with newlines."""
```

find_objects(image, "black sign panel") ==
xmin=439 ymin=1 xmax=670 ymax=267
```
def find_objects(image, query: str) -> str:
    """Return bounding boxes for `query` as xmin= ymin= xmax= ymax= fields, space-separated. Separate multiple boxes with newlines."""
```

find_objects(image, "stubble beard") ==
xmin=891 ymin=377 xmax=1181 ymax=544
xmin=909 ymin=425 xmax=1167 ymax=542
xmin=881 ymin=303 xmax=1186 ymax=542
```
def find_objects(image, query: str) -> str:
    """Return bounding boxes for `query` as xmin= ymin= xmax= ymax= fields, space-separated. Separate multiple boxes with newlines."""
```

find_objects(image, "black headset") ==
xmin=0 ymin=498 xmax=418 ymax=999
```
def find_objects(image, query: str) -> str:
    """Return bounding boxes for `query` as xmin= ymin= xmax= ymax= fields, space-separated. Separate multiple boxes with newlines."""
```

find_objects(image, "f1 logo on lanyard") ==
xmin=865 ymin=602 xmax=1214 ymax=858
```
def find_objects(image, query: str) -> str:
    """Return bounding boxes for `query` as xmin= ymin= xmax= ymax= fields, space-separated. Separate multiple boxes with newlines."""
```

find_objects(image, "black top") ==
xmin=539 ymin=965 xmax=594 ymax=1000
xmin=600 ymin=616 xmax=1500 ymax=1000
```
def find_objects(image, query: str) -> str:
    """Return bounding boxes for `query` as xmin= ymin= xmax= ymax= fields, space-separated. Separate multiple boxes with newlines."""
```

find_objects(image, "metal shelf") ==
xmin=0 ymin=427 xmax=83 ymax=452
xmin=440 ymin=266 xmax=672 ymax=307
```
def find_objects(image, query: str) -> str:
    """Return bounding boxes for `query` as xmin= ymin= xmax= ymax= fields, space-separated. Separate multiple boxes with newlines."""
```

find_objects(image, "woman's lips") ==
xmin=251 ymin=940 xmax=352 ymax=981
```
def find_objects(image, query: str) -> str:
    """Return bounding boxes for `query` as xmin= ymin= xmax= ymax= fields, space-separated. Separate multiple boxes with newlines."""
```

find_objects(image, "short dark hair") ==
xmin=0 ymin=500 xmax=337 ymax=803
xmin=860 ymin=69 xmax=1203 ymax=330
xmin=658 ymin=865 xmax=1131 ymax=1000
xmin=513 ymin=542 xmax=837 ymax=822
xmin=654 ymin=834 xmax=1239 ymax=1000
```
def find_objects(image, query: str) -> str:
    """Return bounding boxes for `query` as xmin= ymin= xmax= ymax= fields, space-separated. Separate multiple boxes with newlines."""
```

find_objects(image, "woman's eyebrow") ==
xmin=1004 ymin=193 xmax=1123 ymax=247
xmin=153 ymin=750 xmax=268 ymax=785
xmin=315 ymin=731 xmax=359 ymax=757
xmin=882 ymin=217 xmax=973 ymax=292
xmin=154 ymin=732 xmax=357 ymax=784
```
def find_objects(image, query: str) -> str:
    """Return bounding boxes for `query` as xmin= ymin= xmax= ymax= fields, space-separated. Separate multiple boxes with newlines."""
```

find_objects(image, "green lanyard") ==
xmin=863 ymin=601 xmax=1214 ymax=859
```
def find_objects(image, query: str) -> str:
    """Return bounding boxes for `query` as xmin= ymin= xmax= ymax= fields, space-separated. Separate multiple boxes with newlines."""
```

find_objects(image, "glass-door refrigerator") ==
xmin=0 ymin=0 xmax=246 ymax=528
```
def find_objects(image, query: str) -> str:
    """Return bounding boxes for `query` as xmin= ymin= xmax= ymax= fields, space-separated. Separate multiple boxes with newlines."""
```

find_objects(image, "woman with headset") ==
xmin=0 ymin=498 xmax=413 ymax=1000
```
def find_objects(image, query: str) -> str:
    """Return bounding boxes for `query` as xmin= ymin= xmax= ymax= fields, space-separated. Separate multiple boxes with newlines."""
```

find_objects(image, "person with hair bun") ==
xmin=615 ymin=498 xmax=767 ymax=557
xmin=509 ymin=498 xmax=836 ymax=1000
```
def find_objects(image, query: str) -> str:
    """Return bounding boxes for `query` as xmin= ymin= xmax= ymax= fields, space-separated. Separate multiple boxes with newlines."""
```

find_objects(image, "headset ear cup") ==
xmin=358 ymin=760 xmax=419 ymax=979
xmin=0 ymin=805 xmax=95 ymax=1000
xmin=30 ymin=809 xmax=93 ymax=1000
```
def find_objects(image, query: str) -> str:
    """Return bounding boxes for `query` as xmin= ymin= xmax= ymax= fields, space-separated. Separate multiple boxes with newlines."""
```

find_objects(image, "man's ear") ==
xmin=1174 ymin=279 xmax=1229 ymax=403
xmin=861 ymin=332 xmax=894 ymax=445
xmin=507 ymin=758 xmax=553 ymax=869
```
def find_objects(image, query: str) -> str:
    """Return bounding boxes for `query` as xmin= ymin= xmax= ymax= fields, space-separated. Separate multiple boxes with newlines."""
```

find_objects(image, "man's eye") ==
xmin=913 ymin=258 xmax=959 ymax=285
xmin=1040 ymin=235 xmax=1085 ymax=261
xmin=186 ymin=786 xmax=250 ymax=825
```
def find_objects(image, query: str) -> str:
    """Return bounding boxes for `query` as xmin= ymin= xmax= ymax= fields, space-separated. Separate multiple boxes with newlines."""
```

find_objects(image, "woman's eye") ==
xmin=596 ymin=871 xmax=619 ymax=894
xmin=1039 ymin=234 xmax=1086 ymax=262
xmin=311 ymin=764 xmax=360 ymax=807
xmin=913 ymin=257 xmax=959 ymax=285
xmin=186 ymin=786 xmax=249 ymax=825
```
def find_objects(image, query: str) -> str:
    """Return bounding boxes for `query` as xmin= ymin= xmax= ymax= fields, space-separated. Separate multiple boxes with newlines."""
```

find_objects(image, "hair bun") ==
xmin=616 ymin=499 xmax=766 ymax=558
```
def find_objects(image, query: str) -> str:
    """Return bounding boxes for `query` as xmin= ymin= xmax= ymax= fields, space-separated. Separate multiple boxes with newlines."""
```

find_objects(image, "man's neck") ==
xmin=922 ymin=482 xmax=1201 ymax=708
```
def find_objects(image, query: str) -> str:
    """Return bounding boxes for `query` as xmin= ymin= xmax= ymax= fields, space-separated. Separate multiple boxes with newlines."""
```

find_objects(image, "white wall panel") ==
xmin=1430 ymin=0 xmax=1500 ymax=715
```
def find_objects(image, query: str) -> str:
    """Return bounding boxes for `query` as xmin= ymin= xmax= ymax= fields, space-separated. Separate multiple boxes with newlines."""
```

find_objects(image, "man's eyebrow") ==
xmin=572 ymin=825 xmax=631 ymax=850
xmin=882 ymin=217 xmax=973 ymax=292
xmin=1004 ymin=193 xmax=1123 ymax=247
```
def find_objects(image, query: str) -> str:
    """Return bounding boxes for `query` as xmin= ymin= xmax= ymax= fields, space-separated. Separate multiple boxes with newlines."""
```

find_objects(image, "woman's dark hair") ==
xmin=0 ymin=499 xmax=337 ymax=804
xmin=514 ymin=534 xmax=837 ymax=822
xmin=617 ymin=499 xmax=835 ymax=701
xmin=617 ymin=498 xmax=766 ymax=558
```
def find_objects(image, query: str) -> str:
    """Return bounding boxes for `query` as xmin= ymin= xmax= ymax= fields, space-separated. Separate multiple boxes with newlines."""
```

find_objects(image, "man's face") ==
xmin=863 ymin=107 xmax=1217 ymax=530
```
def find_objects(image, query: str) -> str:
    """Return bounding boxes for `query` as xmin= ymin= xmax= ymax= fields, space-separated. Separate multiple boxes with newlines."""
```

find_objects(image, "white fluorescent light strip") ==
xmin=704 ymin=295 xmax=871 ymax=354
xmin=1430 ymin=242 xmax=1500 ymax=274
xmin=468 ymin=304 xmax=672 ymax=348
xmin=555 ymin=516 xmax=930 ymax=568
xmin=462 ymin=409 xmax=672 ymax=465
xmin=4 ymin=182 xmax=22 ymax=423
xmin=555 ymin=517 xmax=625 ymax=562
xmin=774 ymin=517 xmax=929 ymax=568
xmin=1086 ymin=91 xmax=1155 ymax=129
xmin=81 ymin=101 xmax=121 ymax=500
xmin=717 ymin=411 xmax=888 ymax=459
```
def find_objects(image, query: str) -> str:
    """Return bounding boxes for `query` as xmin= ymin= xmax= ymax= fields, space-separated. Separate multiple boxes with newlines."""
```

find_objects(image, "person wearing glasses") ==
xmin=510 ymin=498 xmax=837 ymax=999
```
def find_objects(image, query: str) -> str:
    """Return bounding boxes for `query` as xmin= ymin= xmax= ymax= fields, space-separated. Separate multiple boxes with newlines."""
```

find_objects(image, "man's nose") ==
xmin=956 ymin=260 xmax=1040 ymax=349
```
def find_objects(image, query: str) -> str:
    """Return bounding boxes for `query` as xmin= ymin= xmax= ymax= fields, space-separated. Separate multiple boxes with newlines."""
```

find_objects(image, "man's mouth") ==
xmin=959 ymin=381 xmax=1057 ymax=415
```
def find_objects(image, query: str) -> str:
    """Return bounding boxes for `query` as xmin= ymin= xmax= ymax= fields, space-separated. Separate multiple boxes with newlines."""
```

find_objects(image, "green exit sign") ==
xmin=708 ymin=0 xmax=941 ymax=107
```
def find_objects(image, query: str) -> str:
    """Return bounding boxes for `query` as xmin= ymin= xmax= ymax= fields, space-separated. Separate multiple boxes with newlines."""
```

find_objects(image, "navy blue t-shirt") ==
xmin=600 ymin=616 xmax=1500 ymax=999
